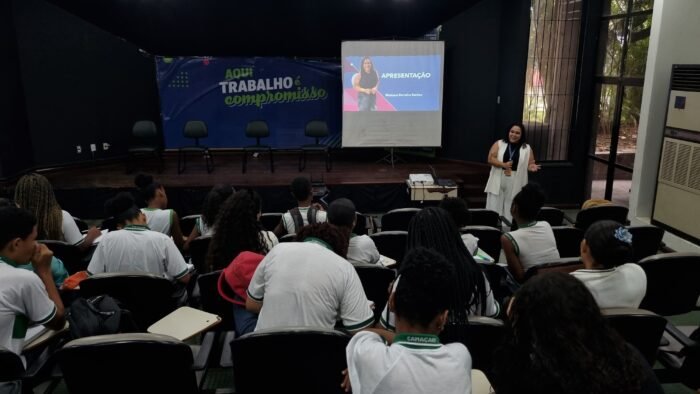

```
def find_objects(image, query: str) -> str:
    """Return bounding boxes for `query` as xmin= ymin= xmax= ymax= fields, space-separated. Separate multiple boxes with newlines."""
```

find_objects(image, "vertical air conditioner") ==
xmin=652 ymin=65 xmax=700 ymax=243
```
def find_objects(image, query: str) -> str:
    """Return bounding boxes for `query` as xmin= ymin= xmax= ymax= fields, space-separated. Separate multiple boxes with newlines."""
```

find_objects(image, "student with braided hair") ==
xmin=14 ymin=173 xmax=100 ymax=251
xmin=379 ymin=207 xmax=499 ymax=336
xmin=571 ymin=220 xmax=646 ymax=309
xmin=206 ymin=189 xmax=277 ymax=272
xmin=134 ymin=174 xmax=186 ymax=249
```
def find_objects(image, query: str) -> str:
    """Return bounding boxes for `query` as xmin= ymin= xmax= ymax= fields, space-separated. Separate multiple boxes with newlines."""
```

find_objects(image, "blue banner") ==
xmin=156 ymin=57 xmax=342 ymax=149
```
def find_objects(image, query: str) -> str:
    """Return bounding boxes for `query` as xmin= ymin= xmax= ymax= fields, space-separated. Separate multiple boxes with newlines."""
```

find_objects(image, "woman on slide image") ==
xmin=352 ymin=57 xmax=379 ymax=111
xmin=484 ymin=122 xmax=541 ymax=222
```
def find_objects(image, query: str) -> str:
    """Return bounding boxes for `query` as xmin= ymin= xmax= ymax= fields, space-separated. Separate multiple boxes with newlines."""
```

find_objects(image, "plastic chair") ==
xmin=510 ymin=207 xmax=564 ymax=230
xmin=354 ymin=212 xmax=377 ymax=236
xmin=523 ymin=257 xmax=583 ymax=281
xmin=627 ymin=225 xmax=665 ymax=262
xmin=551 ymin=226 xmax=584 ymax=258
xmin=39 ymin=240 xmax=87 ymax=274
xmin=637 ymin=253 xmax=700 ymax=316
xmin=460 ymin=225 xmax=502 ymax=260
xmin=279 ymin=234 xmax=296 ymax=243
xmin=231 ymin=327 xmax=350 ymax=394
xmin=299 ymin=120 xmax=331 ymax=172
xmin=601 ymin=308 xmax=667 ymax=365
xmin=179 ymin=214 xmax=200 ymax=238
xmin=56 ymin=333 xmax=204 ymax=393
xmin=439 ymin=316 xmax=505 ymax=378
xmin=260 ymin=213 xmax=283 ymax=232
xmin=354 ymin=264 xmax=396 ymax=322
xmin=242 ymin=120 xmax=273 ymax=173
xmin=369 ymin=231 xmax=407 ymax=266
xmin=127 ymin=120 xmax=163 ymax=174
xmin=469 ymin=209 xmax=501 ymax=228
xmin=189 ymin=235 xmax=212 ymax=273
xmin=380 ymin=208 xmax=420 ymax=232
xmin=565 ymin=204 xmax=628 ymax=231
xmin=178 ymin=120 xmax=213 ymax=174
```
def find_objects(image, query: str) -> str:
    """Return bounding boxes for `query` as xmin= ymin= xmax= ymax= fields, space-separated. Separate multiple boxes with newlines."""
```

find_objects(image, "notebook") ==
xmin=148 ymin=307 xmax=221 ymax=341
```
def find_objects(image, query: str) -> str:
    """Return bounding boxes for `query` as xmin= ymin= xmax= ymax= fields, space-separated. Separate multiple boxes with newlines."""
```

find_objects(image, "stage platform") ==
xmin=5 ymin=150 xmax=491 ymax=220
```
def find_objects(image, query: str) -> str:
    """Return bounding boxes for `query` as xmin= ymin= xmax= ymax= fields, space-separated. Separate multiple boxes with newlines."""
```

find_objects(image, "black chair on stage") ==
xmin=299 ymin=120 xmax=331 ymax=172
xmin=627 ymin=225 xmax=665 ymax=262
xmin=260 ymin=213 xmax=283 ymax=232
xmin=459 ymin=225 xmax=502 ymax=260
xmin=370 ymin=231 xmax=407 ymax=266
xmin=565 ymin=204 xmax=628 ymax=231
xmin=127 ymin=120 xmax=163 ymax=174
xmin=551 ymin=226 xmax=584 ymax=258
xmin=242 ymin=120 xmax=273 ymax=173
xmin=354 ymin=264 xmax=396 ymax=322
xmin=469 ymin=209 xmax=501 ymax=228
xmin=178 ymin=120 xmax=214 ymax=174
xmin=601 ymin=308 xmax=667 ymax=365
xmin=231 ymin=327 xmax=350 ymax=394
xmin=380 ymin=208 xmax=420 ymax=232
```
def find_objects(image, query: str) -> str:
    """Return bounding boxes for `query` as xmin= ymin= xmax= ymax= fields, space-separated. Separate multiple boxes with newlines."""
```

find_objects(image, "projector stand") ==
xmin=377 ymin=148 xmax=405 ymax=168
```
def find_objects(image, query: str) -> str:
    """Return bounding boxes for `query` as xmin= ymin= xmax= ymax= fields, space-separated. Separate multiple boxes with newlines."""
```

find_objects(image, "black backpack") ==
xmin=66 ymin=295 xmax=130 ymax=339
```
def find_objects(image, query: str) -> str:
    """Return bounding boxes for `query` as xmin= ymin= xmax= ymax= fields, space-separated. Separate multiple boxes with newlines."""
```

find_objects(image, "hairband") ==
xmin=613 ymin=227 xmax=633 ymax=245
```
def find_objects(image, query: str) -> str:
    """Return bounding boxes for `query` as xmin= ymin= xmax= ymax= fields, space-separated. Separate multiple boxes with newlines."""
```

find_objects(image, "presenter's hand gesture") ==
xmin=528 ymin=163 xmax=541 ymax=172
xmin=370 ymin=87 xmax=378 ymax=95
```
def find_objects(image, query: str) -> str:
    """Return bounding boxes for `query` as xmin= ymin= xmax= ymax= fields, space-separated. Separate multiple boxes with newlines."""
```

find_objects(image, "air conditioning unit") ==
xmin=652 ymin=65 xmax=700 ymax=243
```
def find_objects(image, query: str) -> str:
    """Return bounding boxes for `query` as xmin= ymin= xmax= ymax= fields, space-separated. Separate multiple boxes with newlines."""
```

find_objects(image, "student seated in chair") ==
xmin=273 ymin=177 xmax=326 ymax=238
xmin=87 ymin=193 xmax=191 ymax=287
xmin=134 ymin=174 xmax=186 ymax=250
xmin=0 ymin=207 xmax=65 ymax=362
xmin=501 ymin=183 xmax=559 ymax=283
xmin=343 ymin=247 xmax=472 ymax=394
xmin=327 ymin=198 xmax=380 ymax=265
xmin=571 ymin=220 xmax=646 ymax=309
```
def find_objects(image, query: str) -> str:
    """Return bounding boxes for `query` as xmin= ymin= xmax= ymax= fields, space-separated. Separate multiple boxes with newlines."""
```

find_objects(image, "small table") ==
xmin=406 ymin=180 xmax=457 ymax=201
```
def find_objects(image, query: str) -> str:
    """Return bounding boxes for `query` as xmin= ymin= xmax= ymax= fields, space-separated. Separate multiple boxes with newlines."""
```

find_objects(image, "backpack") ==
xmin=66 ymin=295 xmax=125 ymax=339
xmin=289 ymin=207 xmax=318 ymax=232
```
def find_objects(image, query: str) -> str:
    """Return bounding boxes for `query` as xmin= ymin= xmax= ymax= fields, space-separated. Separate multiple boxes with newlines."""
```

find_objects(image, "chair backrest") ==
xmin=353 ymin=212 xmax=376 ymax=236
xmin=189 ymin=235 xmax=212 ymax=273
xmin=73 ymin=216 xmax=88 ymax=233
xmin=279 ymin=234 xmax=297 ymax=243
xmin=551 ymin=226 xmax=584 ymax=258
xmin=537 ymin=207 xmax=564 ymax=226
xmin=574 ymin=204 xmax=629 ymax=231
xmin=132 ymin=120 xmax=157 ymax=138
xmin=627 ymin=225 xmax=665 ymax=262
xmin=231 ymin=327 xmax=350 ymax=394
xmin=0 ymin=346 xmax=25 ymax=382
xmin=601 ymin=308 xmax=667 ymax=365
xmin=439 ymin=316 xmax=505 ymax=375
xmin=180 ymin=214 xmax=200 ymax=237
xmin=260 ymin=213 xmax=283 ymax=232
xmin=57 ymin=333 xmax=198 ymax=394
xmin=469 ymin=209 xmax=500 ymax=228
xmin=183 ymin=120 xmax=208 ymax=140
xmin=246 ymin=120 xmax=270 ymax=140
xmin=39 ymin=240 xmax=86 ymax=274
xmin=460 ymin=225 xmax=502 ymax=260
xmin=305 ymin=120 xmax=329 ymax=141
xmin=100 ymin=217 xmax=119 ymax=232
xmin=353 ymin=264 xmax=396 ymax=322
xmin=380 ymin=208 xmax=421 ymax=231
xmin=638 ymin=252 xmax=700 ymax=316
xmin=369 ymin=231 xmax=407 ymax=265
xmin=524 ymin=257 xmax=583 ymax=281
xmin=197 ymin=270 xmax=234 ymax=331
xmin=79 ymin=273 xmax=178 ymax=330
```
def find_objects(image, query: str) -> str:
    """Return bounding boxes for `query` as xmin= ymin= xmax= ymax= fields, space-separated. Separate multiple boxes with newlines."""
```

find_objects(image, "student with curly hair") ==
xmin=183 ymin=184 xmax=235 ymax=250
xmin=344 ymin=247 xmax=471 ymax=394
xmin=379 ymin=207 xmax=498 ymax=335
xmin=14 ymin=173 xmax=100 ymax=250
xmin=134 ymin=174 xmax=186 ymax=249
xmin=571 ymin=220 xmax=646 ymax=309
xmin=206 ymin=189 xmax=277 ymax=271
xmin=327 ymin=198 xmax=380 ymax=265
xmin=246 ymin=223 xmax=373 ymax=332
xmin=492 ymin=272 xmax=662 ymax=394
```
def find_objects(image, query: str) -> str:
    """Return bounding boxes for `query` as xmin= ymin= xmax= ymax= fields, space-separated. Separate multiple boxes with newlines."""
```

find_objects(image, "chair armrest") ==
xmin=499 ymin=216 xmax=512 ymax=228
xmin=192 ymin=330 xmax=216 ymax=371
xmin=219 ymin=330 xmax=236 ymax=368
xmin=665 ymin=323 xmax=698 ymax=351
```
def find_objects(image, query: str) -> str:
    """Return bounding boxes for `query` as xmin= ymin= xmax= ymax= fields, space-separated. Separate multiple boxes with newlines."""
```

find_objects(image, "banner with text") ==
xmin=156 ymin=57 xmax=342 ymax=149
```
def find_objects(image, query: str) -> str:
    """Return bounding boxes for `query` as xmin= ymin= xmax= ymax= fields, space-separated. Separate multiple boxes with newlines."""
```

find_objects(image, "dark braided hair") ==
xmin=407 ymin=207 xmax=490 ymax=321
xmin=14 ymin=173 xmax=63 ymax=240
xmin=206 ymin=189 xmax=267 ymax=271
xmin=492 ymin=273 xmax=645 ymax=394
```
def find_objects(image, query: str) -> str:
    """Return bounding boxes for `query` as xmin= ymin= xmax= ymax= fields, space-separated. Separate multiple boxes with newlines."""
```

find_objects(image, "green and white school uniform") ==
xmin=503 ymin=221 xmax=560 ymax=272
xmin=347 ymin=234 xmax=381 ymax=265
xmin=141 ymin=208 xmax=173 ymax=236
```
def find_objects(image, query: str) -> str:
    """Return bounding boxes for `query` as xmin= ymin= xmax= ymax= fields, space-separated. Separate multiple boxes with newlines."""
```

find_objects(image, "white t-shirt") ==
xmin=0 ymin=260 xmax=56 ymax=359
xmin=504 ymin=221 xmax=560 ymax=272
xmin=247 ymin=241 xmax=374 ymax=332
xmin=347 ymin=234 xmax=381 ymax=265
xmin=195 ymin=217 xmax=212 ymax=237
xmin=461 ymin=233 xmax=479 ymax=256
xmin=61 ymin=210 xmax=83 ymax=245
xmin=141 ymin=208 xmax=173 ymax=236
xmin=379 ymin=272 xmax=500 ymax=330
xmin=87 ymin=224 xmax=189 ymax=281
xmin=281 ymin=207 xmax=327 ymax=234
xmin=571 ymin=263 xmax=647 ymax=309
xmin=347 ymin=331 xmax=472 ymax=394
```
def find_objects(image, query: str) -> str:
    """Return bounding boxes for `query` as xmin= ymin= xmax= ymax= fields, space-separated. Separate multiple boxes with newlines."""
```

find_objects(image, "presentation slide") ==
xmin=342 ymin=41 xmax=444 ymax=148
